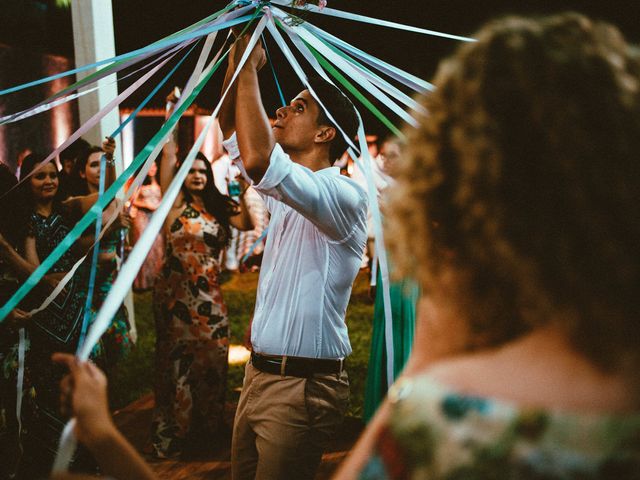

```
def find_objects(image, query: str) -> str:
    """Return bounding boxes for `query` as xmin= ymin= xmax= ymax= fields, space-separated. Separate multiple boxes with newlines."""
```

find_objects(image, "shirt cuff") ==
xmin=222 ymin=132 xmax=240 ymax=160
xmin=253 ymin=144 xmax=292 ymax=192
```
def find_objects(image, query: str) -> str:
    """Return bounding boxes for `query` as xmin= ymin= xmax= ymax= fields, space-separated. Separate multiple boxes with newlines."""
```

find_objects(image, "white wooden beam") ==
xmin=71 ymin=0 xmax=137 ymax=341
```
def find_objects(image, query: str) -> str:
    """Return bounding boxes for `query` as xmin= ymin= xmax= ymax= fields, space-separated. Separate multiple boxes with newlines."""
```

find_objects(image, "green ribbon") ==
xmin=304 ymin=40 xmax=404 ymax=139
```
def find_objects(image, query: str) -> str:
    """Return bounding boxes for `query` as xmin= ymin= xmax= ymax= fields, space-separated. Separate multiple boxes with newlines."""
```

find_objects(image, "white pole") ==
xmin=71 ymin=0 xmax=121 ymax=148
xmin=71 ymin=0 xmax=136 ymax=341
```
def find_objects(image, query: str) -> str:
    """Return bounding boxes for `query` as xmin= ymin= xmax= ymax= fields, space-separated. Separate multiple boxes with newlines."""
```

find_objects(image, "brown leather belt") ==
xmin=251 ymin=352 xmax=345 ymax=378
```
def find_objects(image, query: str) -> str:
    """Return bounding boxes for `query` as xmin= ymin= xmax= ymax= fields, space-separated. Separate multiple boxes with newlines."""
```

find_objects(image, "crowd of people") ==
xmin=0 ymin=8 xmax=639 ymax=480
xmin=0 ymin=101 xmax=260 ymax=476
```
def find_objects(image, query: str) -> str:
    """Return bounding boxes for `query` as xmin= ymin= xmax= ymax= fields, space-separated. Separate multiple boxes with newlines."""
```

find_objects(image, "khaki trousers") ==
xmin=231 ymin=361 xmax=349 ymax=480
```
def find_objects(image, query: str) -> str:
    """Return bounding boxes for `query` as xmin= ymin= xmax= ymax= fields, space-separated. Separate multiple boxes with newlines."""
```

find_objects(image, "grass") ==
xmin=110 ymin=271 xmax=374 ymax=419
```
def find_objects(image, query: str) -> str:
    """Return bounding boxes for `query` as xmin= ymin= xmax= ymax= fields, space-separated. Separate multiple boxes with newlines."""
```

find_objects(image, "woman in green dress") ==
xmin=363 ymin=138 xmax=420 ymax=422
xmin=363 ymin=270 xmax=419 ymax=423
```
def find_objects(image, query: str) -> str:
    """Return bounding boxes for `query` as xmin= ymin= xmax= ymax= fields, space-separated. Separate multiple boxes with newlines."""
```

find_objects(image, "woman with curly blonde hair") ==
xmin=337 ymin=12 xmax=640 ymax=480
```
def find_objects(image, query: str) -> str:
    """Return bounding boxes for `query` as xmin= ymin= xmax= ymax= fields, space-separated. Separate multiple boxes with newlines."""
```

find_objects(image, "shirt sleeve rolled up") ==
xmin=254 ymin=144 xmax=367 ymax=242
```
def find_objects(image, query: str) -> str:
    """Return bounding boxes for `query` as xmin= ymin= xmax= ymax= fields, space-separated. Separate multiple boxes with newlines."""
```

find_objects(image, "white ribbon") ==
xmin=271 ymin=0 xmax=476 ymax=43
xmin=51 ymin=419 xmax=77 ymax=473
xmin=351 ymin=132 xmax=394 ymax=388
xmin=265 ymin=9 xmax=395 ymax=385
xmin=301 ymin=21 xmax=434 ymax=93
xmin=370 ymin=247 xmax=378 ymax=287
xmin=16 ymin=328 xmax=25 ymax=441
xmin=289 ymin=21 xmax=419 ymax=127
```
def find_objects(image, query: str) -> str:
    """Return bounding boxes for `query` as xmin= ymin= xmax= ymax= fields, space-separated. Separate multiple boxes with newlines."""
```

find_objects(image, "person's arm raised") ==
xmin=232 ymin=35 xmax=271 ymax=184
xmin=228 ymin=174 xmax=254 ymax=231
xmin=159 ymin=90 xmax=181 ymax=198
xmin=219 ymin=52 xmax=238 ymax=140
xmin=102 ymin=136 xmax=117 ymax=190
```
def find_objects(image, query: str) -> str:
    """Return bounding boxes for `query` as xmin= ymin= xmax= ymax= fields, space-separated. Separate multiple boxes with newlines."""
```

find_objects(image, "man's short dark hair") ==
xmin=308 ymin=77 xmax=359 ymax=163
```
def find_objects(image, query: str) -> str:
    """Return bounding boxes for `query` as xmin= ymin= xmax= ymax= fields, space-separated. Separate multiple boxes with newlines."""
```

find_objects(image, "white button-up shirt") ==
xmin=226 ymin=138 xmax=367 ymax=359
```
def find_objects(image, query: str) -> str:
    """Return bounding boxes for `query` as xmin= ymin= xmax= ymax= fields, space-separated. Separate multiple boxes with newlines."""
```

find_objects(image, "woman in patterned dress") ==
xmin=336 ymin=12 xmax=640 ymax=480
xmin=0 ymin=152 xmax=112 ymax=476
xmin=151 ymin=95 xmax=253 ymax=458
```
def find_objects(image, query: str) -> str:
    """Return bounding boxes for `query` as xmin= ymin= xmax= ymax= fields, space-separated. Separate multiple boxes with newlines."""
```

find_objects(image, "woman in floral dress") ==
xmin=152 ymin=95 xmax=253 ymax=458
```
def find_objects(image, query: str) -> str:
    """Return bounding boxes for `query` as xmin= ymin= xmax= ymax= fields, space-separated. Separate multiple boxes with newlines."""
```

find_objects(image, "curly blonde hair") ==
xmin=386 ymin=13 xmax=640 ymax=368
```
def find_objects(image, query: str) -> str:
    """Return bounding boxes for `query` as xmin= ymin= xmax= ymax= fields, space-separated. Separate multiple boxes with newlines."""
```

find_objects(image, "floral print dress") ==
xmin=152 ymin=202 xmax=229 ymax=458
xmin=360 ymin=375 xmax=640 ymax=480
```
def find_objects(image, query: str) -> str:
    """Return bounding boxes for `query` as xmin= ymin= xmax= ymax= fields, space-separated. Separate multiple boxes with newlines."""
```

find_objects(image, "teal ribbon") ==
xmin=241 ymin=227 xmax=269 ymax=265
xmin=77 ymin=154 xmax=107 ymax=353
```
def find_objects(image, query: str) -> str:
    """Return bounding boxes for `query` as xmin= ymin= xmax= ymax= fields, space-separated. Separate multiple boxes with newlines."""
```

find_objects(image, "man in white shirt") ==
xmin=220 ymin=35 xmax=367 ymax=480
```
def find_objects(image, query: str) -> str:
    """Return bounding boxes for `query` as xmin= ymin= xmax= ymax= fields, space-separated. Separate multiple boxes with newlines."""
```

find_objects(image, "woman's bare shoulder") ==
xmin=423 ymin=328 xmax=637 ymax=414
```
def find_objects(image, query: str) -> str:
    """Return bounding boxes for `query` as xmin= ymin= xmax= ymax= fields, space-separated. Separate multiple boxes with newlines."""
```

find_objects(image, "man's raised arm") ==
xmin=230 ymin=35 xmax=272 ymax=184
xmin=219 ymin=45 xmax=239 ymax=140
